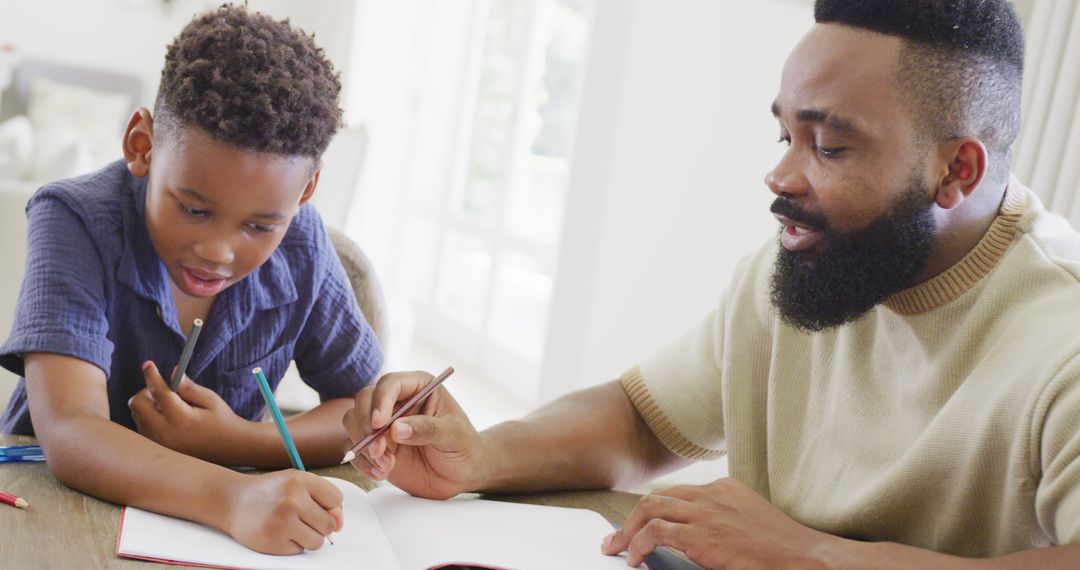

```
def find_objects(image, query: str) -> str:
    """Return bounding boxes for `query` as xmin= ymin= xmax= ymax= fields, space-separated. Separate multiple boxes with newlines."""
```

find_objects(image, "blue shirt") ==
xmin=0 ymin=160 xmax=383 ymax=435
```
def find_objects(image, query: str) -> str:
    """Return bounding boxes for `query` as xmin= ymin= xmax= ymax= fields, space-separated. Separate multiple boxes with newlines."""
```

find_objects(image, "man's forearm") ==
xmin=820 ymin=534 xmax=1080 ymax=569
xmin=473 ymin=380 xmax=687 ymax=494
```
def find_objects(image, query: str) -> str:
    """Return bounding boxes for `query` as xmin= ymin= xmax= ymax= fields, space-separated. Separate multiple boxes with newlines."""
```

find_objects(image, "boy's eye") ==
xmin=180 ymin=203 xmax=210 ymax=218
xmin=247 ymin=223 xmax=277 ymax=234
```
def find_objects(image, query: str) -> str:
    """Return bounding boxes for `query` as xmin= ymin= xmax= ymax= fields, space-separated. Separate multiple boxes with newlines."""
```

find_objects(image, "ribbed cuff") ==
xmin=620 ymin=367 xmax=726 ymax=461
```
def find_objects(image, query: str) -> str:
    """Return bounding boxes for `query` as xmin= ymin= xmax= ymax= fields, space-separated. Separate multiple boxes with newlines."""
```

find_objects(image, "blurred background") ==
xmin=0 ymin=0 xmax=1075 ymax=489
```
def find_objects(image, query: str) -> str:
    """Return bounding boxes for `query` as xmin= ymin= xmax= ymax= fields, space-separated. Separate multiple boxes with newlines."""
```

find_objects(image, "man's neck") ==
xmin=910 ymin=180 xmax=1009 ymax=285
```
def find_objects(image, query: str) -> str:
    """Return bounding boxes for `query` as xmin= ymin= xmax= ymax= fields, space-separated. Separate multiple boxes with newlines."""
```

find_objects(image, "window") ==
xmin=352 ymin=0 xmax=593 ymax=404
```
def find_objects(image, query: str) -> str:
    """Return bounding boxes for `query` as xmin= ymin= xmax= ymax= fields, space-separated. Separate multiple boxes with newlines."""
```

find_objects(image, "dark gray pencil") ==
xmin=169 ymin=318 xmax=204 ymax=391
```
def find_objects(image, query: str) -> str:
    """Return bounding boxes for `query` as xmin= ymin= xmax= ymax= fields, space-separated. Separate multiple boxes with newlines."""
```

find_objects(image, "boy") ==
xmin=0 ymin=6 xmax=381 ymax=554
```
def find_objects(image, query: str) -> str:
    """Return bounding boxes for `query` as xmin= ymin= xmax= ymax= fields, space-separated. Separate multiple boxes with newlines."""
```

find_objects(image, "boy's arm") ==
xmin=25 ymin=352 xmax=343 ymax=555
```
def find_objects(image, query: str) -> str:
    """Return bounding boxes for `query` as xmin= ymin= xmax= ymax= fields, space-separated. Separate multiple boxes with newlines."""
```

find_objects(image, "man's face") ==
xmin=766 ymin=24 xmax=938 ymax=331
xmin=144 ymin=127 xmax=316 ymax=300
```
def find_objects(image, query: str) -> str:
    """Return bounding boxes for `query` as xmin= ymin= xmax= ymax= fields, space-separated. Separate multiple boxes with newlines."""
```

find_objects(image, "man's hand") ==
xmin=128 ymin=360 xmax=249 ymax=459
xmin=223 ymin=470 xmax=344 ymax=554
xmin=603 ymin=477 xmax=832 ymax=569
xmin=342 ymin=371 xmax=490 ymax=499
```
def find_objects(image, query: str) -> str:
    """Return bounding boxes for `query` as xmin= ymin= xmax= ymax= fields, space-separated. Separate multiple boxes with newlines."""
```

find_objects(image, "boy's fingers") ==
xmin=306 ymin=475 xmax=345 ymax=514
xmin=328 ymin=506 xmax=345 ymax=532
xmin=142 ymin=361 xmax=186 ymax=416
xmin=176 ymin=376 xmax=217 ymax=407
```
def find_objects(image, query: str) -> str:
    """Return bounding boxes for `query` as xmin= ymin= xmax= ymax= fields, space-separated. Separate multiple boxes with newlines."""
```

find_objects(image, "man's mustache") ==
xmin=770 ymin=198 xmax=832 ymax=234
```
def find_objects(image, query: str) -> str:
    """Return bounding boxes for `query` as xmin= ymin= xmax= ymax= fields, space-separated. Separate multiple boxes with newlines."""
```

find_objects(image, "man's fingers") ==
xmin=389 ymin=414 xmax=460 ymax=448
xmin=344 ymin=391 xmax=374 ymax=441
xmin=603 ymin=493 xmax=693 ymax=556
xmin=370 ymin=371 xmax=436 ymax=429
xmin=624 ymin=519 xmax=692 ymax=568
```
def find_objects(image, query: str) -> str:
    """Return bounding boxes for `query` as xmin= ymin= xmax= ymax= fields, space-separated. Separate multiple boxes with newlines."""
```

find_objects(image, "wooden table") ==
xmin=0 ymin=434 xmax=645 ymax=568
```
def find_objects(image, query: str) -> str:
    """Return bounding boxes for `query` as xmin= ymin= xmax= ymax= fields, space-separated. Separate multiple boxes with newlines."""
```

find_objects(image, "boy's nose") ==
xmin=192 ymin=240 xmax=235 ymax=265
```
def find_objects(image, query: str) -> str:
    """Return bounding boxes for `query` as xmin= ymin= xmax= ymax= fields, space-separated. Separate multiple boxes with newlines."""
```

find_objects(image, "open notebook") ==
xmin=116 ymin=477 xmax=629 ymax=569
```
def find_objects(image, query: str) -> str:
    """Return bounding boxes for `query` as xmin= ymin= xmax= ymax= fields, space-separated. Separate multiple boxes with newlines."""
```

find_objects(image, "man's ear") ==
xmin=123 ymin=107 xmax=154 ymax=179
xmin=934 ymin=138 xmax=987 ymax=210
xmin=298 ymin=167 xmax=321 ymax=207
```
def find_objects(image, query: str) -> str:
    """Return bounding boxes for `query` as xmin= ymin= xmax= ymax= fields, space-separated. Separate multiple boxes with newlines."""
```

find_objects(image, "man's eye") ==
xmin=814 ymin=144 xmax=847 ymax=158
xmin=777 ymin=134 xmax=791 ymax=146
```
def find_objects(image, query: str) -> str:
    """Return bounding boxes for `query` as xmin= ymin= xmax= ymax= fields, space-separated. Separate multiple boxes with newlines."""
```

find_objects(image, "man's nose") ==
xmin=764 ymin=150 xmax=810 ymax=199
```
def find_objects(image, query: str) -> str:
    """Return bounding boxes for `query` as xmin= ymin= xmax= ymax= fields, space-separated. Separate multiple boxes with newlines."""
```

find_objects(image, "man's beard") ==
xmin=769 ymin=180 xmax=937 ymax=332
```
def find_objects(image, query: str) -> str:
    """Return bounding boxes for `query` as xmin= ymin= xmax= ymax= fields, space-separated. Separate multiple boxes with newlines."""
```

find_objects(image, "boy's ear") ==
xmin=297 ymin=168 xmax=320 ymax=207
xmin=933 ymin=137 xmax=987 ymax=211
xmin=123 ymin=108 xmax=154 ymax=179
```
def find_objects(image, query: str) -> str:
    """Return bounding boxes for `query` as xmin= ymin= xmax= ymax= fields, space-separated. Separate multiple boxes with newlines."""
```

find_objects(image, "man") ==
xmin=344 ymin=0 xmax=1080 ymax=567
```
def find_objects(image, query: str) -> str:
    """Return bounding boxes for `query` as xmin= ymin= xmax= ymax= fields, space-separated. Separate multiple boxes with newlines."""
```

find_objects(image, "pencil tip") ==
xmin=340 ymin=451 xmax=355 ymax=465
xmin=15 ymin=498 xmax=28 ymax=509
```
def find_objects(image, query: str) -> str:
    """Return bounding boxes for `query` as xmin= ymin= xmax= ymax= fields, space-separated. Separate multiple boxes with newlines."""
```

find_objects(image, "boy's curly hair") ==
xmin=154 ymin=4 xmax=342 ymax=158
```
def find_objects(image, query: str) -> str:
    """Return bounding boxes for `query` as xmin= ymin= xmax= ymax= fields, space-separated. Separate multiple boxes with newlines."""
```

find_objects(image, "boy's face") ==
xmin=141 ymin=125 xmax=318 ymax=299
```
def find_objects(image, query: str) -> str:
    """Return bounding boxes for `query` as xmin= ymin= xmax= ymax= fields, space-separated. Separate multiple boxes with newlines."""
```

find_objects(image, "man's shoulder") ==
xmin=1011 ymin=186 xmax=1080 ymax=288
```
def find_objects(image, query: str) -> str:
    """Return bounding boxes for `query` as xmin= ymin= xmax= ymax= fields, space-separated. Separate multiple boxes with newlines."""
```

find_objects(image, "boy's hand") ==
xmin=224 ymin=470 xmax=344 ymax=554
xmin=129 ymin=360 xmax=247 ymax=459
xmin=342 ymin=371 xmax=489 ymax=499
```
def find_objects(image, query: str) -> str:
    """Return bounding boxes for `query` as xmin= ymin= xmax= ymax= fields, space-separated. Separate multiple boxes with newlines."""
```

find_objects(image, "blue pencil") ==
xmin=251 ymin=367 xmax=305 ymax=471
xmin=0 ymin=445 xmax=45 ymax=462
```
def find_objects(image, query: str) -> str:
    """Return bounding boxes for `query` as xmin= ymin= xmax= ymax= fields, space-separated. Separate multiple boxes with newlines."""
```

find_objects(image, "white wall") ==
xmin=541 ymin=1 xmax=814 ymax=398
xmin=0 ymin=0 xmax=358 ymax=109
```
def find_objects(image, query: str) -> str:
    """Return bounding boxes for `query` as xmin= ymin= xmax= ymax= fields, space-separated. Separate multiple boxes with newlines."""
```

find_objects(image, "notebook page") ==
xmin=117 ymin=477 xmax=400 ymax=569
xmin=369 ymin=487 xmax=629 ymax=570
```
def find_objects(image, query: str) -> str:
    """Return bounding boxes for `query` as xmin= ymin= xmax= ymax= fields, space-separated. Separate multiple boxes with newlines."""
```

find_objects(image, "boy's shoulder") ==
xmin=276 ymin=203 xmax=337 ymax=276
xmin=29 ymin=160 xmax=137 ymax=229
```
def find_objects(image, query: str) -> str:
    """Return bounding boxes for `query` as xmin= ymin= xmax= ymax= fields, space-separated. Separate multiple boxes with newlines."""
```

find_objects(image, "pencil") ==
xmin=251 ymin=367 xmax=334 ymax=545
xmin=251 ymin=367 xmax=305 ymax=471
xmin=0 ymin=445 xmax=45 ymax=463
xmin=169 ymin=319 xmax=204 ymax=391
xmin=0 ymin=490 xmax=29 ymax=509
xmin=340 ymin=366 xmax=455 ymax=465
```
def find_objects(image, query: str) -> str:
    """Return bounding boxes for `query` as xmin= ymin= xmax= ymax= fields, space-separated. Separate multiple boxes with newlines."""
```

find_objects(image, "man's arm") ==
xmin=477 ymin=380 xmax=690 ymax=492
xmin=602 ymin=475 xmax=1080 ymax=569
xmin=342 ymin=371 xmax=690 ymax=498
xmin=27 ymin=353 xmax=343 ymax=554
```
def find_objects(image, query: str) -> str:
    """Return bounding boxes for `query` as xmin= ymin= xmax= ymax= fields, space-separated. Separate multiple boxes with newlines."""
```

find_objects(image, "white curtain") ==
xmin=1013 ymin=0 xmax=1080 ymax=224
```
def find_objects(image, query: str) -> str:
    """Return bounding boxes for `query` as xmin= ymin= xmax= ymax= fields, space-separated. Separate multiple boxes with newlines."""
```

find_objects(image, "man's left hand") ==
xmin=602 ymin=477 xmax=832 ymax=569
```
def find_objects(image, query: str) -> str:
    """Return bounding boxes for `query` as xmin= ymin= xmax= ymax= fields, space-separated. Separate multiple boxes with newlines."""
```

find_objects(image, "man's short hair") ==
xmin=815 ymin=0 xmax=1024 ymax=175
xmin=154 ymin=4 xmax=343 ymax=158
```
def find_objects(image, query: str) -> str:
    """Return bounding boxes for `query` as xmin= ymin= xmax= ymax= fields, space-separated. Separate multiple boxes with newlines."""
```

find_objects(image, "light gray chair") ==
xmin=326 ymin=226 xmax=389 ymax=354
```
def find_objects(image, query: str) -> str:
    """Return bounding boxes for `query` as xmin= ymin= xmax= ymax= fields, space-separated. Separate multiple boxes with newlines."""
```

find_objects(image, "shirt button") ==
xmin=156 ymin=305 xmax=162 ymax=317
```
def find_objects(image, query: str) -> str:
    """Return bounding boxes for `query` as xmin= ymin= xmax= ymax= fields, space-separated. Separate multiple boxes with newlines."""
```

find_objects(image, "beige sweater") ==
xmin=621 ymin=179 xmax=1080 ymax=556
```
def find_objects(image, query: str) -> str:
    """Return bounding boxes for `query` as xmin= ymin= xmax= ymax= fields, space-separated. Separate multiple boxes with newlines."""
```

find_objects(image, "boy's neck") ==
xmin=168 ymin=278 xmax=216 ymax=334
